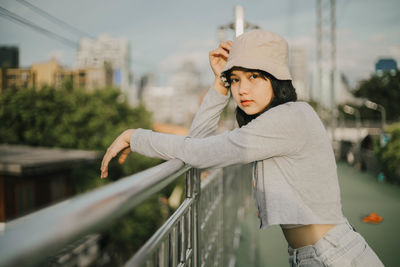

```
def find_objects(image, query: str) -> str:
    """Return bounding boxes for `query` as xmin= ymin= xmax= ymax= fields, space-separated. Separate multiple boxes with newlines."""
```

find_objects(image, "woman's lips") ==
xmin=241 ymin=100 xmax=253 ymax=106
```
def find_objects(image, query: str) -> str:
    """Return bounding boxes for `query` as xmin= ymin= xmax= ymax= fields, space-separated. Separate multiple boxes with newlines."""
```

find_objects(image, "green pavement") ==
xmin=236 ymin=162 xmax=400 ymax=267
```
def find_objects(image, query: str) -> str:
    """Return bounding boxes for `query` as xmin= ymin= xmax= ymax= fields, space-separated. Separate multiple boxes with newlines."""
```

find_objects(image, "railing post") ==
xmin=185 ymin=168 xmax=200 ymax=267
xmin=188 ymin=168 xmax=201 ymax=267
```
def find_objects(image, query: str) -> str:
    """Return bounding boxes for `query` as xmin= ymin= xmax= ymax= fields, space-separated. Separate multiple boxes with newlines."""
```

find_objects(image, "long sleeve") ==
xmin=188 ymin=87 xmax=231 ymax=138
xmin=131 ymin=102 xmax=308 ymax=169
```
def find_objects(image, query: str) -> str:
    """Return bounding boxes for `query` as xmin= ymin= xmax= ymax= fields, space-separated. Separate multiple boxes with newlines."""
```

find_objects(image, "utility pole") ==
xmin=315 ymin=0 xmax=337 ymax=142
xmin=316 ymin=0 xmax=322 ymax=103
xmin=235 ymin=5 xmax=244 ymax=37
xmin=330 ymin=0 xmax=337 ymax=142
xmin=218 ymin=5 xmax=260 ymax=42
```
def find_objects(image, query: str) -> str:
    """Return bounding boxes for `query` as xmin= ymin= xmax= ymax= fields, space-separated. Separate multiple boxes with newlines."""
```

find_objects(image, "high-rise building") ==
xmin=375 ymin=58 xmax=397 ymax=76
xmin=76 ymin=34 xmax=130 ymax=93
xmin=0 ymin=46 xmax=19 ymax=68
xmin=142 ymin=61 xmax=204 ymax=126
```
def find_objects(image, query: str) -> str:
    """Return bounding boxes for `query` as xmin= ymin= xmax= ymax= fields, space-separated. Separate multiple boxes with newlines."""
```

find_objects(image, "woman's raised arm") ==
xmin=188 ymin=41 xmax=232 ymax=138
xmin=101 ymin=41 xmax=235 ymax=178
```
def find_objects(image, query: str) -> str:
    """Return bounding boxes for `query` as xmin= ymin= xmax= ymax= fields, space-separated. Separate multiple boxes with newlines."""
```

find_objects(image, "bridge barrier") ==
xmin=0 ymin=159 xmax=253 ymax=267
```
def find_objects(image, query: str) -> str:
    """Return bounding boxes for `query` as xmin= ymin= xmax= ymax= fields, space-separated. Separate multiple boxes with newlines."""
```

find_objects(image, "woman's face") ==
xmin=229 ymin=70 xmax=274 ymax=115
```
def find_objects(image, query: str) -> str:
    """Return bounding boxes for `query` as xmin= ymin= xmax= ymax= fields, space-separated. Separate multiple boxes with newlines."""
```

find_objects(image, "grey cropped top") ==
xmin=130 ymin=87 xmax=346 ymax=229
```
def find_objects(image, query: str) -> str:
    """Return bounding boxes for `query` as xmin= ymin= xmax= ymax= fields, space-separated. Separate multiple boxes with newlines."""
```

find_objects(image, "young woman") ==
xmin=100 ymin=30 xmax=383 ymax=266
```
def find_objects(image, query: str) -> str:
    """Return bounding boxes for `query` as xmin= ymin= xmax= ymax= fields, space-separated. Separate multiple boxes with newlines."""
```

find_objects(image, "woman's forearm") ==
xmin=130 ymin=106 xmax=306 ymax=169
xmin=188 ymin=79 xmax=231 ymax=138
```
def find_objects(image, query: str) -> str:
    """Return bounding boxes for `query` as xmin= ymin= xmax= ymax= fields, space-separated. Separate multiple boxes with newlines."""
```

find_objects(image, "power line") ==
xmin=0 ymin=6 xmax=78 ymax=48
xmin=15 ymin=0 xmax=94 ymax=39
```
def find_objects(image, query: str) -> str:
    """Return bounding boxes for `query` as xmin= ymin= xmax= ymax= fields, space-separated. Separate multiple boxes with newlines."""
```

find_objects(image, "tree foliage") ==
xmin=0 ymin=85 xmax=152 ymax=151
xmin=375 ymin=123 xmax=400 ymax=183
xmin=352 ymin=70 xmax=400 ymax=121
xmin=0 ymin=84 xmax=183 ymax=264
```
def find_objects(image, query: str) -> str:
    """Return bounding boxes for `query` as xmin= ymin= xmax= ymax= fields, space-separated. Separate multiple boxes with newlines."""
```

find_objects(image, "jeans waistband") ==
xmin=313 ymin=220 xmax=356 ymax=255
xmin=288 ymin=219 xmax=356 ymax=260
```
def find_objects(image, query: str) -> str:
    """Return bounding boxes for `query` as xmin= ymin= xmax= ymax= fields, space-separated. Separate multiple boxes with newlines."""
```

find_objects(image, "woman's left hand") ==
xmin=100 ymin=129 xmax=135 ymax=179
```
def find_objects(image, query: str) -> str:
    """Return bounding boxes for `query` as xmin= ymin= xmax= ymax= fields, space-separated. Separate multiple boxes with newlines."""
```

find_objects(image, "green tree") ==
xmin=0 ymin=85 xmax=182 ymax=264
xmin=375 ymin=123 xmax=400 ymax=183
xmin=0 ymin=85 xmax=152 ymax=151
xmin=352 ymin=70 xmax=400 ymax=121
xmin=0 ymin=83 xmax=167 ymax=189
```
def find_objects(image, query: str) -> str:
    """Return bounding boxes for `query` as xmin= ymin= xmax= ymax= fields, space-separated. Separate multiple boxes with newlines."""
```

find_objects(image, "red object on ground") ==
xmin=362 ymin=212 xmax=383 ymax=224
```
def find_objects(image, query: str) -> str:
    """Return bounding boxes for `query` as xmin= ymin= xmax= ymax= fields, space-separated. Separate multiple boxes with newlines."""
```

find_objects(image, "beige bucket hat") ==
xmin=221 ymin=29 xmax=292 ymax=80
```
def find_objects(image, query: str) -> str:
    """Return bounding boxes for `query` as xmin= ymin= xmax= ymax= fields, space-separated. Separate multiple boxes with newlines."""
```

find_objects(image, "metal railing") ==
xmin=0 ymin=159 xmax=253 ymax=267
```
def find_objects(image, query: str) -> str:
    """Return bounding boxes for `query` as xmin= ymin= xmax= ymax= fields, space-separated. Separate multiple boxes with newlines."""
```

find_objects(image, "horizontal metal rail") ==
xmin=0 ymin=158 xmax=253 ymax=267
xmin=0 ymin=159 xmax=190 ymax=267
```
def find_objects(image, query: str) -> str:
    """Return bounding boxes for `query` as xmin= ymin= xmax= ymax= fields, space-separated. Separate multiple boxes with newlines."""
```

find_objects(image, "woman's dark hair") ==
xmin=224 ymin=67 xmax=297 ymax=127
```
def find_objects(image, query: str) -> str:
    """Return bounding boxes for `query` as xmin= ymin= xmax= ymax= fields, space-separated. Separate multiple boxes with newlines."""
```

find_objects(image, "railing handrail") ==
xmin=0 ymin=158 xmax=191 ymax=267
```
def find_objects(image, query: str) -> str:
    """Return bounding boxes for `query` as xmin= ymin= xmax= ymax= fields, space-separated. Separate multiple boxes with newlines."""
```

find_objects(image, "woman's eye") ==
xmin=231 ymin=78 xmax=239 ymax=83
xmin=250 ymin=73 xmax=259 ymax=79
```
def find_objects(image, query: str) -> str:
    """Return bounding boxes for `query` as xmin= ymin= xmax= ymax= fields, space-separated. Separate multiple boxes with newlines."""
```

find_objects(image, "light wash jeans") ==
xmin=288 ymin=220 xmax=384 ymax=266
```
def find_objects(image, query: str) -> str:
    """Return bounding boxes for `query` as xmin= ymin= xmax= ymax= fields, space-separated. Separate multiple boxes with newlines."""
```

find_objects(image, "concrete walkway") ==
xmin=236 ymin=162 xmax=400 ymax=267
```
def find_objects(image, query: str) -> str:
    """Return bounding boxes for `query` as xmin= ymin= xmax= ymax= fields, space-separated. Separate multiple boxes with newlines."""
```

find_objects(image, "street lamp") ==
xmin=364 ymin=100 xmax=388 ymax=147
xmin=364 ymin=100 xmax=386 ymax=131
xmin=343 ymin=105 xmax=361 ymax=160
xmin=343 ymin=105 xmax=361 ymax=132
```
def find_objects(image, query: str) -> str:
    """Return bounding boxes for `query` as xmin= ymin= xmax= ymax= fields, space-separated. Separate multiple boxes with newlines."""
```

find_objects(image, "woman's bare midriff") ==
xmin=282 ymin=224 xmax=337 ymax=249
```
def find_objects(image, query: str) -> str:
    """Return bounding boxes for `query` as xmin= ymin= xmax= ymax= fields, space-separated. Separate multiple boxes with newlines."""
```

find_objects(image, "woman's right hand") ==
xmin=209 ymin=41 xmax=232 ymax=95
xmin=100 ymin=129 xmax=135 ymax=179
xmin=209 ymin=41 xmax=232 ymax=78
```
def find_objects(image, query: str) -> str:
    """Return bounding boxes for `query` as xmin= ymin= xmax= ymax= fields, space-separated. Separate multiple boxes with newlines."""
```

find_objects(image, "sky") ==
xmin=1 ymin=0 xmax=399 ymax=88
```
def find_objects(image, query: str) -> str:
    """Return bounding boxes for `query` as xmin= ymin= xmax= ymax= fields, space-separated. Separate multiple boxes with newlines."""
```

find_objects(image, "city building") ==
xmin=55 ymin=66 xmax=113 ymax=90
xmin=138 ymin=73 xmax=157 ymax=101
xmin=375 ymin=58 xmax=397 ymax=76
xmin=141 ymin=61 xmax=205 ymax=127
xmin=0 ymin=46 xmax=19 ymax=68
xmin=76 ymin=34 xmax=131 ymax=93
xmin=0 ymin=59 xmax=112 ymax=92
xmin=0 ymin=68 xmax=35 ymax=92
xmin=166 ymin=61 xmax=203 ymax=126
xmin=142 ymin=85 xmax=177 ymax=124
xmin=31 ymin=59 xmax=63 ymax=88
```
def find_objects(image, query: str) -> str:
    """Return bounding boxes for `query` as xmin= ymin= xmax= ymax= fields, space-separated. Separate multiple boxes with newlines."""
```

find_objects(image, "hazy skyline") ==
xmin=1 ymin=0 xmax=399 ymax=87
